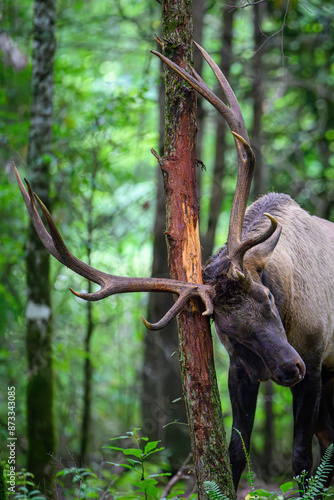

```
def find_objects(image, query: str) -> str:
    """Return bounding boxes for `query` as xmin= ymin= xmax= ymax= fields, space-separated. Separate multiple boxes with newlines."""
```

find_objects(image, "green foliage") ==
xmin=56 ymin=467 xmax=100 ymax=499
xmin=10 ymin=470 xmax=45 ymax=500
xmin=1 ymin=0 xmax=334 ymax=491
xmin=0 ymin=461 xmax=7 ymax=500
xmin=104 ymin=428 xmax=171 ymax=500
xmin=203 ymin=445 xmax=334 ymax=500
xmin=296 ymin=444 xmax=334 ymax=500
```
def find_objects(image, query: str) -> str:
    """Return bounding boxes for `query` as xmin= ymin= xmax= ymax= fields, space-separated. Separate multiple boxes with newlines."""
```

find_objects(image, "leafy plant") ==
xmin=104 ymin=428 xmax=171 ymax=500
xmin=12 ymin=470 xmax=46 ymax=500
xmin=296 ymin=444 xmax=334 ymax=500
xmin=55 ymin=466 xmax=100 ymax=499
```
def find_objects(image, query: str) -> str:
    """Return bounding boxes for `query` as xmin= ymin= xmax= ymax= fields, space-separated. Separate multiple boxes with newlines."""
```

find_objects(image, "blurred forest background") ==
xmin=1 ymin=0 xmax=334 ymax=496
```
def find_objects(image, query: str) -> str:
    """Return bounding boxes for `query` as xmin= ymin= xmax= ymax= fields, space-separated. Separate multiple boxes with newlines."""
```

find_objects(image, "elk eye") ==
xmin=268 ymin=292 xmax=275 ymax=306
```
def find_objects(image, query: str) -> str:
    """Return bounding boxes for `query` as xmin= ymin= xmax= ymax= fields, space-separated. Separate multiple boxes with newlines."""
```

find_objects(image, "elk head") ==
xmin=153 ymin=43 xmax=305 ymax=387
xmin=14 ymin=42 xmax=305 ymax=387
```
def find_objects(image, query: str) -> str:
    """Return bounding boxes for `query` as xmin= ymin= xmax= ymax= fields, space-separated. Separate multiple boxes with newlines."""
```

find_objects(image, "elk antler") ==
xmin=152 ymin=42 xmax=278 ymax=275
xmin=13 ymin=163 xmax=214 ymax=330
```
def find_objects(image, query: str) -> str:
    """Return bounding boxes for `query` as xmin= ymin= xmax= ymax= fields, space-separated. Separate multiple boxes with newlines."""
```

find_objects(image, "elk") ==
xmin=14 ymin=42 xmax=334 ymax=490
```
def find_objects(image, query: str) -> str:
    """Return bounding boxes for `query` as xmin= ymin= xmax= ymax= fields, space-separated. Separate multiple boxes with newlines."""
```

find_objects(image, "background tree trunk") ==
xmin=79 ymin=159 xmax=98 ymax=465
xmin=158 ymin=0 xmax=235 ymax=497
xmin=26 ymin=0 xmax=56 ymax=492
xmin=251 ymin=1 xmax=265 ymax=198
xmin=202 ymin=2 xmax=235 ymax=261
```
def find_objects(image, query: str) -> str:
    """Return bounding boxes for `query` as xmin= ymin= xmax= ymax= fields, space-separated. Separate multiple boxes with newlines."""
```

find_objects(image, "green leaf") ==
xmin=133 ymin=479 xmax=158 ymax=488
xmin=251 ymin=488 xmax=274 ymax=497
xmin=103 ymin=445 xmax=126 ymax=452
xmin=144 ymin=441 xmax=160 ymax=454
xmin=144 ymin=447 xmax=165 ymax=459
xmin=148 ymin=473 xmax=171 ymax=478
xmin=123 ymin=448 xmax=143 ymax=458
xmin=280 ymin=481 xmax=293 ymax=494
xmin=107 ymin=461 xmax=135 ymax=471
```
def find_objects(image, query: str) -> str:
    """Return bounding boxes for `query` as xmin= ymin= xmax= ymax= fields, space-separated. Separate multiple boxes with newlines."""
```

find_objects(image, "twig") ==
xmin=161 ymin=452 xmax=193 ymax=498
xmin=151 ymin=148 xmax=164 ymax=166
xmin=254 ymin=0 xmax=290 ymax=56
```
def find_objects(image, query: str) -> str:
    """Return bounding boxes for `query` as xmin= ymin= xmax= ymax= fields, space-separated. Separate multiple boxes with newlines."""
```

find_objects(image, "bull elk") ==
xmin=14 ymin=42 xmax=334 ymax=490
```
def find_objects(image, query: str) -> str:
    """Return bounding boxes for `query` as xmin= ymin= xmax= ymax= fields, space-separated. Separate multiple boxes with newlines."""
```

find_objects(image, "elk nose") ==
xmin=276 ymin=357 xmax=306 ymax=387
xmin=295 ymin=359 xmax=306 ymax=382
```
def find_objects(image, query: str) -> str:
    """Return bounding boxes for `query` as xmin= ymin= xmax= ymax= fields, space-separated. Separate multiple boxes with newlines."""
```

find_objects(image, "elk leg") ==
xmin=291 ymin=369 xmax=322 ymax=487
xmin=315 ymin=372 xmax=334 ymax=487
xmin=228 ymin=361 xmax=259 ymax=489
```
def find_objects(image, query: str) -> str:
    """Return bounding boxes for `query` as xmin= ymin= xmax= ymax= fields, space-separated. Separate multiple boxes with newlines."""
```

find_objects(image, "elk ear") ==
xmin=244 ymin=223 xmax=282 ymax=274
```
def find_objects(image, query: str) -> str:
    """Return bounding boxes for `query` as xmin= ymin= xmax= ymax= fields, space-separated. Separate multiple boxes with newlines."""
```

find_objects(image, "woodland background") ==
xmin=1 ymin=0 xmax=334 ymax=496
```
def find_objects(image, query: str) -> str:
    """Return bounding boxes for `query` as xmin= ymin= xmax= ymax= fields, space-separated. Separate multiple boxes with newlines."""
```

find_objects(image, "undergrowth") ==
xmin=204 ymin=442 xmax=334 ymax=500
xmin=1 ymin=430 xmax=334 ymax=500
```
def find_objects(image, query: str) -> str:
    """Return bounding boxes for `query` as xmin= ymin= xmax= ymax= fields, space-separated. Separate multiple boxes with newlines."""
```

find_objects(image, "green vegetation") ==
xmin=1 ymin=0 xmax=334 ymax=496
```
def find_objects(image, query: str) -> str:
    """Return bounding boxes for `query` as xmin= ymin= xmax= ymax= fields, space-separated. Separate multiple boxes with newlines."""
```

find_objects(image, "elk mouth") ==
xmin=269 ymin=357 xmax=306 ymax=387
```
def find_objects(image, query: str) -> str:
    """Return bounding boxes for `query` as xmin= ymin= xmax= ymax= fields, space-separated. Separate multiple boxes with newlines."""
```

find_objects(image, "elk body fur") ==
xmin=204 ymin=192 xmax=334 ymax=487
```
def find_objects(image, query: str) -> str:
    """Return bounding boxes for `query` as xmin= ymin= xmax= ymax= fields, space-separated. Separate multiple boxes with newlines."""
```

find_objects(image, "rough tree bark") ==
xmin=154 ymin=1 xmax=235 ymax=497
xmin=26 ymin=0 xmax=56 ymax=491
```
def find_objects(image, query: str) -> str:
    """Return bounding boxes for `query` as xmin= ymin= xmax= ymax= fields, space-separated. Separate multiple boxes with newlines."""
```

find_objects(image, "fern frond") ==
xmin=302 ymin=444 xmax=334 ymax=499
xmin=233 ymin=428 xmax=254 ymax=487
xmin=203 ymin=480 xmax=230 ymax=500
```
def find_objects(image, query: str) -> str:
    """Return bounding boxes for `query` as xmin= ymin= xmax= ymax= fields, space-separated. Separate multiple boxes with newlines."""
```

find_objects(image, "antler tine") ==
xmin=193 ymin=42 xmax=249 ymax=142
xmin=14 ymin=164 xmax=215 ymax=328
xmin=141 ymin=285 xmax=214 ymax=331
xmin=152 ymin=44 xmax=256 ymax=261
xmin=13 ymin=162 xmax=60 ymax=260
xmin=227 ymin=132 xmax=255 ymax=258
xmin=230 ymin=213 xmax=281 ymax=270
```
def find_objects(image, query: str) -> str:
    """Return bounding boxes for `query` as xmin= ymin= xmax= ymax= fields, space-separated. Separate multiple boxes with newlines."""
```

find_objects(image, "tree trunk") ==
xmin=159 ymin=1 xmax=235 ymax=497
xmin=262 ymin=381 xmax=274 ymax=478
xmin=141 ymin=1 xmax=206 ymax=467
xmin=80 ymin=276 xmax=94 ymax=465
xmin=26 ymin=0 xmax=56 ymax=492
xmin=202 ymin=2 xmax=235 ymax=262
xmin=251 ymin=1 xmax=266 ymax=198
xmin=80 ymin=158 xmax=100 ymax=465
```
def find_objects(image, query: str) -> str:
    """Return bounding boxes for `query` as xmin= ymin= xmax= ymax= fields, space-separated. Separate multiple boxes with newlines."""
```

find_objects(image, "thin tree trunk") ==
xmin=193 ymin=0 xmax=205 ymax=200
xmin=80 ymin=273 xmax=94 ymax=465
xmin=26 ymin=0 xmax=56 ymax=492
xmin=80 ymin=154 xmax=98 ymax=465
xmin=263 ymin=381 xmax=274 ymax=478
xmin=159 ymin=1 xmax=235 ymax=497
xmin=202 ymin=2 xmax=235 ymax=261
xmin=251 ymin=1 xmax=265 ymax=198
